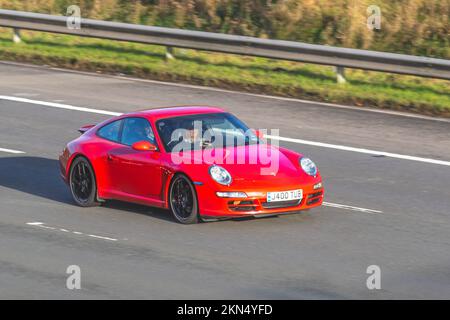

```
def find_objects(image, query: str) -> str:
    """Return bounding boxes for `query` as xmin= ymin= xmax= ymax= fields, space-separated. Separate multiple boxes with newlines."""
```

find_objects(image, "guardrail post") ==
xmin=12 ymin=28 xmax=21 ymax=43
xmin=335 ymin=66 xmax=346 ymax=84
xmin=166 ymin=46 xmax=175 ymax=60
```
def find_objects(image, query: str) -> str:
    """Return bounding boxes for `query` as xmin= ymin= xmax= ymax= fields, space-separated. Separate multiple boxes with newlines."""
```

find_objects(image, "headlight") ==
xmin=300 ymin=157 xmax=318 ymax=176
xmin=209 ymin=165 xmax=232 ymax=185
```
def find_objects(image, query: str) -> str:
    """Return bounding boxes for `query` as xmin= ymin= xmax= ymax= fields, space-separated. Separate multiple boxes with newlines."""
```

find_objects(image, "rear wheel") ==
xmin=69 ymin=156 xmax=99 ymax=207
xmin=169 ymin=174 xmax=199 ymax=224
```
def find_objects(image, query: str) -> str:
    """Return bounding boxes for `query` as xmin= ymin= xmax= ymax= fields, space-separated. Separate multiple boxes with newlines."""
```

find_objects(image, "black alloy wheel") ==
xmin=169 ymin=174 xmax=199 ymax=224
xmin=69 ymin=156 xmax=99 ymax=207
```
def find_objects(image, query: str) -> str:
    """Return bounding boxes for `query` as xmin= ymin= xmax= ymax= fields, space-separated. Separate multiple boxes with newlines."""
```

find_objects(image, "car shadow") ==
xmin=0 ymin=156 xmax=175 ymax=222
xmin=0 ymin=156 xmax=296 ymax=224
xmin=0 ymin=156 xmax=72 ymax=204
xmin=100 ymin=200 xmax=174 ymax=223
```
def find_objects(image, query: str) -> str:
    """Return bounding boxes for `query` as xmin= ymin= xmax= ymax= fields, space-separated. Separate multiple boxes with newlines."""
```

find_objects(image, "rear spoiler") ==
xmin=78 ymin=124 xmax=95 ymax=134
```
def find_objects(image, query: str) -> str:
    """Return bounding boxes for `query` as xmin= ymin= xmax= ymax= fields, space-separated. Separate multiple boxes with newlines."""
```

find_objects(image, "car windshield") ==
xmin=156 ymin=112 xmax=259 ymax=152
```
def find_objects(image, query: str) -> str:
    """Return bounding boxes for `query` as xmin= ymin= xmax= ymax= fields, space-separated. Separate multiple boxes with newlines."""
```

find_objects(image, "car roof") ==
xmin=123 ymin=106 xmax=227 ymax=121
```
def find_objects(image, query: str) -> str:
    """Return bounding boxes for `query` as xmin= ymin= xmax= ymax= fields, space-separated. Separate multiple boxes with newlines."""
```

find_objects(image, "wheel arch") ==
xmin=164 ymin=171 xmax=199 ymax=210
xmin=68 ymin=153 xmax=101 ymax=201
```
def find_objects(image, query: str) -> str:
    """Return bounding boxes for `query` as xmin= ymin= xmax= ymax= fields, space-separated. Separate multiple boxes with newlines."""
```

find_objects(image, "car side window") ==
xmin=97 ymin=119 xmax=122 ymax=142
xmin=121 ymin=117 xmax=156 ymax=147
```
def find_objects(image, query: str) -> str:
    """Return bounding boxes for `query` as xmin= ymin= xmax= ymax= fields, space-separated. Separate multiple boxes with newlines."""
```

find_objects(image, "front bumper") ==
xmin=196 ymin=182 xmax=324 ymax=218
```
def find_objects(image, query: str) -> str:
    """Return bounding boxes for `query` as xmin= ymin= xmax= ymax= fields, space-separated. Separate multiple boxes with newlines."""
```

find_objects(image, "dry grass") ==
xmin=0 ymin=0 xmax=448 ymax=58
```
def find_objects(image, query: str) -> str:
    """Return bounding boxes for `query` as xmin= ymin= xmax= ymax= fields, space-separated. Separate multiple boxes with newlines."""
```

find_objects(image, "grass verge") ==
xmin=0 ymin=29 xmax=449 ymax=117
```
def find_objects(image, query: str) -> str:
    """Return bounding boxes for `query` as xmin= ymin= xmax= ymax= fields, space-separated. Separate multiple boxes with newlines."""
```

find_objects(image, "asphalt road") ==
xmin=0 ymin=61 xmax=449 ymax=299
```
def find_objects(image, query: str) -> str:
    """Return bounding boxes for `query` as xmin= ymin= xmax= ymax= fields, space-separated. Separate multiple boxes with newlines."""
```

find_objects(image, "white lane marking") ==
xmin=26 ymin=222 xmax=55 ymax=230
xmin=26 ymin=222 xmax=44 ymax=225
xmin=26 ymin=222 xmax=119 ymax=242
xmin=2 ymin=60 xmax=449 ymax=123
xmin=0 ymin=95 xmax=121 ymax=116
xmin=2 ymin=95 xmax=449 ymax=168
xmin=323 ymin=202 xmax=383 ymax=214
xmin=0 ymin=147 xmax=25 ymax=154
xmin=265 ymin=134 xmax=450 ymax=167
xmin=87 ymin=234 xmax=118 ymax=241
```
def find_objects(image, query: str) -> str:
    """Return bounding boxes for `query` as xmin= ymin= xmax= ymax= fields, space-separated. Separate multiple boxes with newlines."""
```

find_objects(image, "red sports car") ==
xmin=59 ymin=106 xmax=323 ymax=224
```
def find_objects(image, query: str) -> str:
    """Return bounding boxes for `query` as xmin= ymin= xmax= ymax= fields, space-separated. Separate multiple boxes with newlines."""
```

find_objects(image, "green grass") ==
xmin=1 ymin=29 xmax=449 ymax=117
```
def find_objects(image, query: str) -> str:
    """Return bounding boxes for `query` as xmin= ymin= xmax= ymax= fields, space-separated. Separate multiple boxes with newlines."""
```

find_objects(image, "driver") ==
xmin=167 ymin=120 xmax=202 ymax=151
xmin=182 ymin=122 xmax=200 ymax=144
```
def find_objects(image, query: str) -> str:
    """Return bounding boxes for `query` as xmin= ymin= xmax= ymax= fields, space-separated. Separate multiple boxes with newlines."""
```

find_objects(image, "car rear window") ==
xmin=97 ymin=119 xmax=122 ymax=142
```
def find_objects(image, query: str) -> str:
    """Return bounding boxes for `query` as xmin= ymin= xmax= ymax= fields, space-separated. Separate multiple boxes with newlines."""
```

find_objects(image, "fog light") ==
xmin=313 ymin=182 xmax=323 ymax=190
xmin=216 ymin=191 xmax=247 ymax=198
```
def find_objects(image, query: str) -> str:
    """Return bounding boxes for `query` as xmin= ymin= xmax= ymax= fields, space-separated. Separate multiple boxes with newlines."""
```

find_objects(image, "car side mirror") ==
xmin=132 ymin=140 xmax=158 ymax=151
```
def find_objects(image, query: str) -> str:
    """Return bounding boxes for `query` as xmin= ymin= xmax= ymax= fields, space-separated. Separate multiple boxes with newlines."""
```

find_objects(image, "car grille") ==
xmin=261 ymin=199 xmax=301 ymax=209
xmin=227 ymin=190 xmax=323 ymax=212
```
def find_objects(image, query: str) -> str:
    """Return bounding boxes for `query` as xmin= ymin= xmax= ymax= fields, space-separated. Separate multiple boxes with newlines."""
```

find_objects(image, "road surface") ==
xmin=0 ymin=61 xmax=449 ymax=299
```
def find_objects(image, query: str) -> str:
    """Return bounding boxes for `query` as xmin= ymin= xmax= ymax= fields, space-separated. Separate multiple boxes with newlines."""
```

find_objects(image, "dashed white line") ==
xmin=322 ymin=202 xmax=383 ymax=214
xmin=0 ymin=147 xmax=25 ymax=154
xmin=26 ymin=222 xmax=44 ymax=226
xmin=87 ymin=234 xmax=118 ymax=241
xmin=26 ymin=222 xmax=119 ymax=242
xmin=27 ymin=222 xmax=56 ymax=230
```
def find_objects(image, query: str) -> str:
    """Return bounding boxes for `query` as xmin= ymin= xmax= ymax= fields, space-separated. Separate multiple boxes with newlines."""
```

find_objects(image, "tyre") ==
xmin=169 ymin=174 xmax=199 ymax=224
xmin=69 ymin=156 xmax=99 ymax=207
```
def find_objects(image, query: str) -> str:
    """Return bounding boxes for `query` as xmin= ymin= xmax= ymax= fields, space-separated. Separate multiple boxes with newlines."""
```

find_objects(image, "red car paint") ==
xmin=59 ymin=106 xmax=323 ymax=219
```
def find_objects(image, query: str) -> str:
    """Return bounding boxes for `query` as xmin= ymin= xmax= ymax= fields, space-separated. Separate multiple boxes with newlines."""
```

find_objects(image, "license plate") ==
xmin=266 ymin=189 xmax=303 ymax=202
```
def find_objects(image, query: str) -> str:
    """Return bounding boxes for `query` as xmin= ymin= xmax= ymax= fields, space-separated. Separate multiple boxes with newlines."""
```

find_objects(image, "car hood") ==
xmin=172 ymin=144 xmax=317 ymax=188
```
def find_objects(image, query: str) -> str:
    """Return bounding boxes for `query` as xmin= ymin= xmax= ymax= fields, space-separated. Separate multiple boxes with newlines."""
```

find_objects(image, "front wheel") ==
xmin=169 ymin=174 xmax=199 ymax=224
xmin=69 ymin=156 xmax=99 ymax=207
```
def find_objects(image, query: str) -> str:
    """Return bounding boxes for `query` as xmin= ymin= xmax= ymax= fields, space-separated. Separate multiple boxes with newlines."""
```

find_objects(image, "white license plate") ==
xmin=266 ymin=189 xmax=303 ymax=202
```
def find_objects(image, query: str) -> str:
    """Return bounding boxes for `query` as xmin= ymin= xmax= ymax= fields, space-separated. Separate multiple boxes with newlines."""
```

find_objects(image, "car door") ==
xmin=95 ymin=118 xmax=124 ymax=195
xmin=106 ymin=117 xmax=162 ymax=199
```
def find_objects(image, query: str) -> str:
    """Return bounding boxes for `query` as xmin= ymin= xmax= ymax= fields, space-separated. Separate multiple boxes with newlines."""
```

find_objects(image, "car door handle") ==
xmin=107 ymin=154 xmax=117 ymax=162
